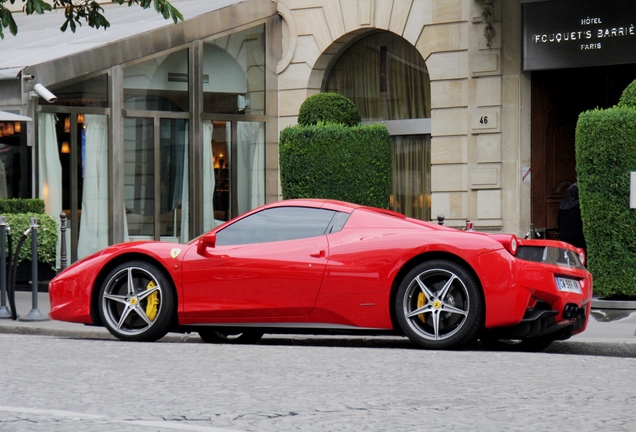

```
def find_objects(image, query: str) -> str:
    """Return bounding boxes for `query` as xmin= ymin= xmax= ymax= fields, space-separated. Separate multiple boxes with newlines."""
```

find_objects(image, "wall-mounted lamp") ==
xmin=61 ymin=141 xmax=70 ymax=154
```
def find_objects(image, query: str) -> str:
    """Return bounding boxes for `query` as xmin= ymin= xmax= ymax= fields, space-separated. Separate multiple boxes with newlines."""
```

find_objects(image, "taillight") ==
xmin=487 ymin=234 xmax=518 ymax=256
xmin=578 ymin=249 xmax=586 ymax=266
xmin=510 ymin=236 xmax=518 ymax=255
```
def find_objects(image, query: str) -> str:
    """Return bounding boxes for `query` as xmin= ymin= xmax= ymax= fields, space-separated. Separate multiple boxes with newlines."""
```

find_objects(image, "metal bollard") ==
xmin=0 ymin=216 xmax=9 ymax=319
xmin=437 ymin=214 xmax=445 ymax=226
xmin=20 ymin=218 xmax=48 ymax=322
xmin=59 ymin=212 xmax=67 ymax=271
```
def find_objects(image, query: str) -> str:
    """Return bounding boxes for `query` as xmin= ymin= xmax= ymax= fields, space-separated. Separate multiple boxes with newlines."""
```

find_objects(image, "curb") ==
xmin=592 ymin=298 xmax=636 ymax=310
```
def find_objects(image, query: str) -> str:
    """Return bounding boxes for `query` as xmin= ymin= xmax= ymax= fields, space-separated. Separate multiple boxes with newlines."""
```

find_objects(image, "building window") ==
xmin=202 ymin=25 xmax=266 ymax=229
xmin=0 ymin=119 xmax=30 ymax=199
xmin=326 ymin=32 xmax=431 ymax=220
xmin=123 ymin=48 xmax=190 ymax=241
xmin=203 ymin=25 xmax=265 ymax=115
xmin=124 ymin=49 xmax=189 ymax=112
xmin=42 ymin=74 xmax=110 ymax=262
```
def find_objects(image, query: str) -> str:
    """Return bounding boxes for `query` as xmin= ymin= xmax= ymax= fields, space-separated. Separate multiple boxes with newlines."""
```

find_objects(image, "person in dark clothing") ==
xmin=558 ymin=182 xmax=586 ymax=252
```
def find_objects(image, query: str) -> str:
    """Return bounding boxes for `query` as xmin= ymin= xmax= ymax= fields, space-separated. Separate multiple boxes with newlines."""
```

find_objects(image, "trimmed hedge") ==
xmin=297 ymin=93 xmax=362 ymax=127
xmin=575 ymin=106 xmax=636 ymax=298
xmin=0 ymin=198 xmax=45 ymax=214
xmin=280 ymin=123 xmax=391 ymax=208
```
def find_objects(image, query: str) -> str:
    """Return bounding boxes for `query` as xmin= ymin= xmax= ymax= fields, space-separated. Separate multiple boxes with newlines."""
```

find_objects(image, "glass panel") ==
xmin=0 ymin=120 xmax=31 ymax=198
xmin=78 ymin=114 xmax=109 ymax=259
xmin=124 ymin=49 xmax=189 ymax=112
xmin=50 ymin=75 xmax=109 ymax=108
xmin=124 ymin=117 xmax=155 ymax=237
xmin=391 ymin=135 xmax=431 ymax=221
xmin=203 ymin=25 xmax=265 ymax=115
xmin=236 ymin=121 xmax=265 ymax=214
xmin=56 ymin=114 xmax=84 ymax=213
xmin=326 ymin=32 xmax=430 ymax=120
xmin=209 ymin=121 xmax=231 ymax=222
xmin=159 ymin=118 xmax=188 ymax=240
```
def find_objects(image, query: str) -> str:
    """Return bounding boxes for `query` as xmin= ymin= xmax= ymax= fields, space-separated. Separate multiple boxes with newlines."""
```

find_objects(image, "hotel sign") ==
xmin=523 ymin=0 xmax=636 ymax=70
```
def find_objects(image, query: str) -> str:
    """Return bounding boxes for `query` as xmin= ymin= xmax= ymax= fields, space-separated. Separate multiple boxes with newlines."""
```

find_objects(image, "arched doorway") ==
xmin=324 ymin=31 xmax=431 ymax=220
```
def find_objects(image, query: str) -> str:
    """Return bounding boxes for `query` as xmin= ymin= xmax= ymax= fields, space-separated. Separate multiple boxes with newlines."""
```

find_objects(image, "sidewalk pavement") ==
xmin=0 ymin=291 xmax=635 ymax=345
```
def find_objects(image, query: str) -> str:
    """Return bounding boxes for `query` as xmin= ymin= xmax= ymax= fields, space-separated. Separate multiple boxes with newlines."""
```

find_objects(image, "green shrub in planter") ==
xmin=297 ymin=92 xmax=362 ymax=127
xmin=4 ymin=213 xmax=57 ymax=271
xmin=576 ymin=106 xmax=636 ymax=298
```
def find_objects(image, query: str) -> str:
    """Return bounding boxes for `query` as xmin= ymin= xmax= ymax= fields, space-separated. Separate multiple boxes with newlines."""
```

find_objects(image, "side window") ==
xmin=216 ymin=207 xmax=344 ymax=245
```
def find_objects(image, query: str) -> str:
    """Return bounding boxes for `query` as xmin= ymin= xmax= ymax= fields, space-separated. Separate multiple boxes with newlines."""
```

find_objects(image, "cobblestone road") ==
xmin=1 ymin=334 xmax=635 ymax=431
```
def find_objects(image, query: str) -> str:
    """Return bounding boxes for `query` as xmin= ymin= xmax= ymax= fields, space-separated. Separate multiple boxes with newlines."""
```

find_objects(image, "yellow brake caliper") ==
xmin=145 ymin=280 xmax=159 ymax=321
xmin=417 ymin=292 xmax=427 ymax=323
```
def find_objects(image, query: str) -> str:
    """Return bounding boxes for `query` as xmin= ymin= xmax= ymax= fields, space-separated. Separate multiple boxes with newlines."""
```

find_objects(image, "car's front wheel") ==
xmin=395 ymin=260 xmax=484 ymax=350
xmin=98 ymin=261 xmax=175 ymax=342
xmin=198 ymin=329 xmax=264 ymax=344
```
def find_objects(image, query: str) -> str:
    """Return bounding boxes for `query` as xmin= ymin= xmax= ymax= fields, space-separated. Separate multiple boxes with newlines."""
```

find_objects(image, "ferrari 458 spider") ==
xmin=49 ymin=199 xmax=592 ymax=350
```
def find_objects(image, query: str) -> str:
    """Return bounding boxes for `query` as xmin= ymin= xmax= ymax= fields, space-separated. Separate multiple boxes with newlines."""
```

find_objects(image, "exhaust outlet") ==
xmin=562 ymin=303 xmax=579 ymax=320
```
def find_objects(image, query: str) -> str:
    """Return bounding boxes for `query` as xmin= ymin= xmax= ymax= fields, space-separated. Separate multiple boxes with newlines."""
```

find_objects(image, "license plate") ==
xmin=556 ymin=277 xmax=582 ymax=294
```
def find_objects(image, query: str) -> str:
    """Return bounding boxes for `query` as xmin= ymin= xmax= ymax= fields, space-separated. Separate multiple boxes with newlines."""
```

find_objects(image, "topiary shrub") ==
xmin=297 ymin=92 xmax=362 ymax=127
xmin=576 ymin=104 xmax=636 ymax=298
xmin=618 ymin=80 xmax=636 ymax=108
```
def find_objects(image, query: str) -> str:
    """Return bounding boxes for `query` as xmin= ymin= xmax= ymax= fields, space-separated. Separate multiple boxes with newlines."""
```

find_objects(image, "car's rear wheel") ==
xmin=198 ymin=329 xmax=264 ymax=344
xmin=395 ymin=260 xmax=484 ymax=350
xmin=98 ymin=261 xmax=175 ymax=342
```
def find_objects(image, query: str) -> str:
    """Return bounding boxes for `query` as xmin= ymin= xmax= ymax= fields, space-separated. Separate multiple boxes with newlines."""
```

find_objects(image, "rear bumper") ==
xmin=483 ymin=300 xmax=590 ymax=340
xmin=483 ymin=254 xmax=593 ymax=339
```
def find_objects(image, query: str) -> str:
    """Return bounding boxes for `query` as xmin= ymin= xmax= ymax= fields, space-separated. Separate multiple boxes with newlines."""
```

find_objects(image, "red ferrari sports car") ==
xmin=49 ymin=199 xmax=593 ymax=350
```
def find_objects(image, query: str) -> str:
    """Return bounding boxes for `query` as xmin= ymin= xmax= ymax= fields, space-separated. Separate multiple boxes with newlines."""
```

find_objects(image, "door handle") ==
xmin=310 ymin=250 xmax=326 ymax=258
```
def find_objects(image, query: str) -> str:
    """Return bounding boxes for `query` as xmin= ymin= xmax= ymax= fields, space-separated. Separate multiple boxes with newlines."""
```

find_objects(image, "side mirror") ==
xmin=197 ymin=232 xmax=216 ymax=256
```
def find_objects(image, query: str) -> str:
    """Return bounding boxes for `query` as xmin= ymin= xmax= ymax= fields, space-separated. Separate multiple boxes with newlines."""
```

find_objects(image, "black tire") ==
xmin=198 ymin=329 xmax=264 ymax=344
xmin=98 ymin=261 xmax=175 ymax=342
xmin=395 ymin=260 xmax=484 ymax=350
xmin=480 ymin=335 xmax=555 ymax=352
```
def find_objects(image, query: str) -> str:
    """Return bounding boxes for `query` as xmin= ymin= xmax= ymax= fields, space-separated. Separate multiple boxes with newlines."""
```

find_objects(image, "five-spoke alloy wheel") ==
xmin=395 ymin=260 xmax=483 ymax=349
xmin=98 ymin=261 xmax=175 ymax=342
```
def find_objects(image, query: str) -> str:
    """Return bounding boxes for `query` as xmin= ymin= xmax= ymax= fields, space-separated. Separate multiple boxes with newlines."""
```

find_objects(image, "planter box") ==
xmin=13 ymin=261 xmax=56 ymax=293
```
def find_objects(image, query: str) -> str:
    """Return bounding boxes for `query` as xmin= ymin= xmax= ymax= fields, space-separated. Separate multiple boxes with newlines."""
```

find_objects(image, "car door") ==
xmin=181 ymin=206 xmax=338 ymax=318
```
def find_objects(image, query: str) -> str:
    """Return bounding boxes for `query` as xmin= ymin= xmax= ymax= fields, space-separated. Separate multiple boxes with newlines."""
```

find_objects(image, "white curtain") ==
xmin=38 ymin=113 xmax=62 ymax=268
xmin=0 ymin=162 xmax=7 ymax=198
xmin=180 ymin=125 xmax=189 ymax=242
xmin=237 ymin=121 xmax=264 ymax=214
xmin=77 ymin=115 xmax=109 ymax=259
xmin=202 ymin=122 xmax=215 ymax=232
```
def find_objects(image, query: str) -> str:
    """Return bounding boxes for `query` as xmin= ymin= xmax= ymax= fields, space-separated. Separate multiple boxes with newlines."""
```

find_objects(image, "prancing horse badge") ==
xmin=170 ymin=248 xmax=182 ymax=259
